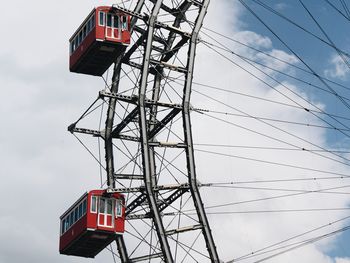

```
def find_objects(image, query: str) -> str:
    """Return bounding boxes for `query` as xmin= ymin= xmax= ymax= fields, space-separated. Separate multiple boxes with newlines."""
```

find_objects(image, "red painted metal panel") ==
xmin=87 ymin=191 xmax=97 ymax=230
xmin=59 ymin=215 xmax=87 ymax=252
xmin=69 ymin=28 xmax=96 ymax=70
xmin=95 ymin=21 xmax=105 ymax=41
xmin=107 ymin=215 xmax=112 ymax=226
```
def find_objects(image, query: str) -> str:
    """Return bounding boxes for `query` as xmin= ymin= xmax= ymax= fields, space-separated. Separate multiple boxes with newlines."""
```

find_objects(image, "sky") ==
xmin=1 ymin=0 xmax=350 ymax=263
xmin=235 ymin=0 xmax=350 ymax=147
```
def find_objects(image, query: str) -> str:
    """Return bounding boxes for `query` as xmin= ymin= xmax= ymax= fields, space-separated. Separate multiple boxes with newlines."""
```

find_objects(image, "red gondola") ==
xmin=59 ymin=190 xmax=125 ymax=258
xmin=69 ymin=6 xmax=131 ymax=76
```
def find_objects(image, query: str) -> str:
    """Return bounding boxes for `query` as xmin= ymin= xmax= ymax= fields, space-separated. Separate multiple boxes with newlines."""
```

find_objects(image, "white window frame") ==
xmin=99 ymin=11 xmax=105 ymax=26
xmin=115 ymin=199 xmax=123 ymax=217
xmin=106 ymin=13 xmax=112 ymax=28
xmin=82 ymin=198 xmax=87 ymax=215
xmin=91 ymin=195 xmax=98 ymax=213
xmin=121 ymin=16 xmax=128 ymax=31
xmin=60 ymin=197 xmax=88 ymax=236
xmin=91 ymin=14 xmax=95 ymax=29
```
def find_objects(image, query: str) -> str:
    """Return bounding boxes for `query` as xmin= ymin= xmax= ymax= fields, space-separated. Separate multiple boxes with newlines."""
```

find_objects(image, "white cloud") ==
xmin=256 ymin=49 xmax=299 ymax=73
xmin=335 ymin=258 xmax=350 ymax=263
xmin=234 ymin=31 xmax=273 ymax=49
xmin=274 ymin=3 xmax=288 ymax=11
xmin=324 ymin=54 xmax=350 ymax=80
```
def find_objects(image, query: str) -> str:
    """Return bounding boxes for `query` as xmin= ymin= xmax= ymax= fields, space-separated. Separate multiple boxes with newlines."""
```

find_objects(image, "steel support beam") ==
xmin=130 ymin=253 xmax=163 ymax=262
xmin=126 ymin=194 xmax=147 ymax=216
xmin=105 ymin=53 xmax=125 ymax=188
xmin=182 ymin=0 xmax=220 ymax=262
xmin=103 ymin=0 xmax=148 ymax=256
xmin=148 ymin=108 xmax=181 ymax=139
xmin=111 ymin=107 xmax=139 ymax=138
xmin=104 ymin=53 xmax=130 ymax=262
xmin=158 ymin=188 xmax=189 ymax=212
xmin=138 ymin=1 xmax=174 ymax=262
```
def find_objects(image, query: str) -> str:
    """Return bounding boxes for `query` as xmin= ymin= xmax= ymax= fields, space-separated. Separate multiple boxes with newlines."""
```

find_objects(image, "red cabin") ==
xmin=59 ymin=190 xmax=125 ymax=258
xmin=69 ymin=6 xmax=131 ymax=76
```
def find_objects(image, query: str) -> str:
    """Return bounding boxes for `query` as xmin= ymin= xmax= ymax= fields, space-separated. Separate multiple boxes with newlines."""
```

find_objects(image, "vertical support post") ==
xmin=149 ymin=69 xmax=163 ymax=186
xmin=104 ymin=52 xmax=130 ymax=262
xmin=130 ymin=0 xmax=145 ymax=31
xmin=182 ymin=0 xmax=220 ymax=262
xmin=105 ymin=53 xmax=125 ymax=188
xmin=138 ymin=1 xmax=174 ymax=262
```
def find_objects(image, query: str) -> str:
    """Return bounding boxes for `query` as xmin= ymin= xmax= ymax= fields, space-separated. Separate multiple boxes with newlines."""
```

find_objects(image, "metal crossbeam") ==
xmin=117 ymin=134 xmax=140 ymax=142
xmin=130 ymin=253 xmax=163 ymax=262
xmin=114 ymin=173 xmax=144 ymax=180
xmin=165 ymin=224 xmax=203 ymax=236
xmin=99 ymin=90 xmax=138 ymax=104
xmin=148 ymin=141 xmax=187 ymax=148
xmin=106 ymin=183 xmax=190 ymax=194
xmin=68 ymin=125 xmax=102 ymax=137
xmin=150 ymin=59 xmax=188 ymax=73
xmin=123 ymin=60 xmax=143 ymax=71
xmin=100 ymin=90 xmax=182 ymax=109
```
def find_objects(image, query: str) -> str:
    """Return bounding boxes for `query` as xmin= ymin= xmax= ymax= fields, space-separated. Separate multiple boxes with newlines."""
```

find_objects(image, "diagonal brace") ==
xmin=125 ymin=193 xmax=147 ymax=216
xmin=148 ymin=108 xmax=181 ymax=139
xmin=162 ymin=37 xmax=189 ymax=63
xmin=111 ymin=107 xmax=139 ymax=138
xmin=158 ymin=188 xmax=189 ymax=212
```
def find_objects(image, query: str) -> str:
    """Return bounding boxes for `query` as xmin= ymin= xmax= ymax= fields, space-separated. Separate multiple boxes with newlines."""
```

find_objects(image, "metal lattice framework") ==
xmin=69 ymin=0 xmax=220 ymax=262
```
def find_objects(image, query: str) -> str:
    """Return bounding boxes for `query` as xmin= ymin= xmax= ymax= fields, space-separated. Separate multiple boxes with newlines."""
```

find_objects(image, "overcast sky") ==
xmin=1 ymin=0 xmax=350 ymax=263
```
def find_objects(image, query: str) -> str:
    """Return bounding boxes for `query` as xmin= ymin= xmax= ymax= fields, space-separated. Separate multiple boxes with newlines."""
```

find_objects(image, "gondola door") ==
xmin=97 ymin=197 xmax=114 ymax=228
xmin=105 ymin=13 xmax=121 ymax=40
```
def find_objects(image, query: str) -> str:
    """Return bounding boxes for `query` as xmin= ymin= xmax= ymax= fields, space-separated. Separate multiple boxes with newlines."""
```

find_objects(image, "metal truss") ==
xmin=69 ymin=0 xmax=220 ymax=262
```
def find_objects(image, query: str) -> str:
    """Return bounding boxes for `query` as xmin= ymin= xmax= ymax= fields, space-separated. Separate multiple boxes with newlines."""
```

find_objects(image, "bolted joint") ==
xmin=67 ymin=123 xmax=76 ymax=133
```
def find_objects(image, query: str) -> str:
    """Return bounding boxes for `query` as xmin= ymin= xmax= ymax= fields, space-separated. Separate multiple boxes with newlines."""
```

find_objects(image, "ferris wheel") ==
xmin=59 ymin=0 xmax=220 ymax=262
xmin=58 ymin=1 xmax=350 ymax=262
